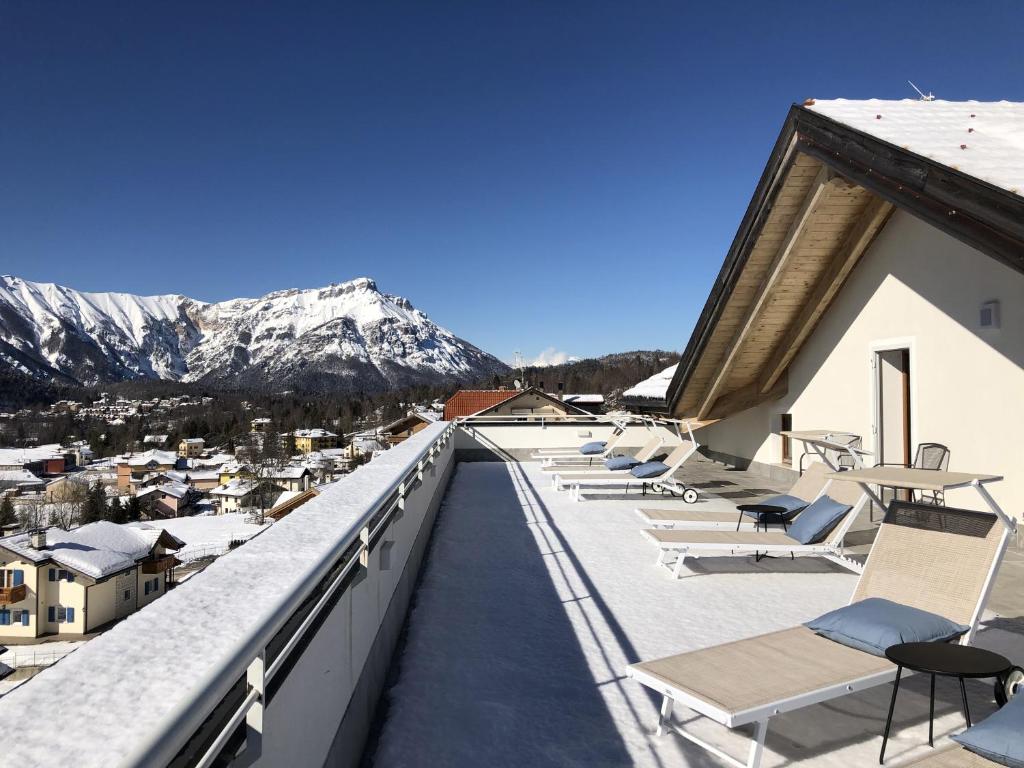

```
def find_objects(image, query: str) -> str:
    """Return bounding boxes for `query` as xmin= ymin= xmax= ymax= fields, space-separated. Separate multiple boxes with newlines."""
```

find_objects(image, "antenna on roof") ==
xmin=908 ymin=80 xmax=935 ymax=101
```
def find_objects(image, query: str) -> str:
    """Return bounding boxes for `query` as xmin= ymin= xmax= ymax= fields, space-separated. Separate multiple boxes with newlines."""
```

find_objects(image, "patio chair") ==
xmin=553 ymin=441 xmax=699 ymax=502
xmin=532 ymin=425 xmax=626 ymax=461
xmin=636 ymin=462 xmax=832 ymax=530
xmin=628 ymin=502 xmax=1011 ymax=768
xmin=799 ymin=432 xmax=863 ymax=473
xmin=545 ymin=435 xmax=667 ymax=481
xmin=534 ymin=428 xmax=629 ymax=467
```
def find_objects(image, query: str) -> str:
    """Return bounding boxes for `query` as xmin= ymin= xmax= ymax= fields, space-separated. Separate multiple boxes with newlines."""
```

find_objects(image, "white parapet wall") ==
xmin=0 ymin=422 xmax=457 ymax=768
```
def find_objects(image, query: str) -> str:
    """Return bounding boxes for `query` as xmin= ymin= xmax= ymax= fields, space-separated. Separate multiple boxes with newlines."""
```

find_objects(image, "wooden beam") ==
xmin=707 ymin=373 xmax=788 ymax=421
xmin=695 ymin=166 xmax=837 ymax=420
xmin=759 ymin=195 xmax=895 ymax=393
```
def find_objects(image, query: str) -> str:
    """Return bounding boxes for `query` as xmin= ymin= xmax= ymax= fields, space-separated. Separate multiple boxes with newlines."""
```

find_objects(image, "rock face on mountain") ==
xmin=0 ymin=275 xmax=507 ymax=391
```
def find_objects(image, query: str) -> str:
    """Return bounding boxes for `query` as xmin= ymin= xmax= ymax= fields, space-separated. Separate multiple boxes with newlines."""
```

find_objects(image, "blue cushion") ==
xmin=579 ymin=441 xmax=607 ymax=455
xmin=630 ymin=461 xmax=668 ymax=479
xmin=741 ymin=493 xmax=807 ymax=520
xmin=785 ymin=495 xmax=851 ymax=544
xmin=805 ymin=597 xmax=970 ymax=657
xmin=605 ymin=455 xmax=641 ymax=470
xmin=953 ymin=691 xmax=1024 ymax=767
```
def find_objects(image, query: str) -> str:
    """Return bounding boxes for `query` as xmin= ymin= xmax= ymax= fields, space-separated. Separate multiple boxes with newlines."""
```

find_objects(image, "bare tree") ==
xmin=17 ymin=496 xmax=47 ymax=531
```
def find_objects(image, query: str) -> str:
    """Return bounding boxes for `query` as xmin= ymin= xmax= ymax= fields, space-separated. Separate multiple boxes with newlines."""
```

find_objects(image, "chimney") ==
xmin=539 ymin=381 xmax=544 ymax=392
xmin=557 ymin=382 xmax=564 ymax=401
xmin=29 ymin=529 xmax=47 ymax=550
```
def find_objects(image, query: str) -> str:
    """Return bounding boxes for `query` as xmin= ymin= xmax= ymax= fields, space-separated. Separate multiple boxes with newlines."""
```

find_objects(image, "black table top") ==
xmin=885 ymin=642 xmax=1012 ymax=678
xmin=736 ymin=504 xmax=788 ymax=515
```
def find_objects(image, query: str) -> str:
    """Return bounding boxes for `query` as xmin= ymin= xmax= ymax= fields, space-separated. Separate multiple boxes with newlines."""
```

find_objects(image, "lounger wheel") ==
xmin=995 ymin=666 xmax=1024 ymax=707
xmin=682 ymin=488 xmax=698 ymax=504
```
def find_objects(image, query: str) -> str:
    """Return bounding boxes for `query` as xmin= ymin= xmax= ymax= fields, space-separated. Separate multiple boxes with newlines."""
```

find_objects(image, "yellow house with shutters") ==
xmin=292 ymin=429 xmax=338 ymax=454
xmin=0 ymin=522 xmax=183 ymax=639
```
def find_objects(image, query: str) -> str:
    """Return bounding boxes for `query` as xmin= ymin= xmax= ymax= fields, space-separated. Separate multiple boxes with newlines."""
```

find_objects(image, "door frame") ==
xmin=868 ymin=337 xmax=918 ymax=466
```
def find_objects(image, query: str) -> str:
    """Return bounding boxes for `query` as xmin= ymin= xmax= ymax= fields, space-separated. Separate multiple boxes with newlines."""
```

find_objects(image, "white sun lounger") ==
xmin=642 ymin=472 xmax=866 ymax=577
xmin=554 ymin=440 xmax=699 ymax=502
xmin=629 ymin=501 xmax=1012 ymax=768
xmin=635 ymin=462 xmax=832 ymax=530
xmin=546 ymin=435 xmax=667 ymax=483
xmin=535 ymin=428 xmax=630 ymax=467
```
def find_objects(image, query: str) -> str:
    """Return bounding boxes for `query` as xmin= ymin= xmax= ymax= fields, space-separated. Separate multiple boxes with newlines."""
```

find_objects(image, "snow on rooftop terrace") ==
xmin=807 ymin=98 xmax=1024 ymax=196
xmin=0 ymin=422 xmax=452 ymax=767
xmin=370 ymin=462 xmax=1017 ymax=768
xmin=622 ymin=363 xmax=677 ymax=401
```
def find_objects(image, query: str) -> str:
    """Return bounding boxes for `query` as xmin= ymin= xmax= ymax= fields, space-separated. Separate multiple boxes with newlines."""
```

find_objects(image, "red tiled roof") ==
xmin=443 ymin=390 xmax=520 ymax=420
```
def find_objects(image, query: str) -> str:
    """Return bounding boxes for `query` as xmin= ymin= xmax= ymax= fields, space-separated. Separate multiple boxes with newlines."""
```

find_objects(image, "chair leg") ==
xmin=672 ymin=551 xmax=687 ymax=579
xmin=747 ymin=720 xmax=768 ymax=768
xmin=880 ymin=665 xmax=903 ymax=764
xmin=656 ymin=695 xmax=674 ymax=737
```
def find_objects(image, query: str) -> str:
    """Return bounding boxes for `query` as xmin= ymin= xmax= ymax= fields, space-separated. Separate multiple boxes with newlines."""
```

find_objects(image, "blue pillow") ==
xmin=785 ymin=495 xmax=851 ymax=544
xmin=605 ymin=455 xmax=641 ymax=471
xmin=805 ymin=597 xmax=969 ymax=657
xmin=953 ymin=691 xmax=1024 ymax=767
xmin=741 ymin=493 xmax=807 ymax=520
xmin=579 ymin=441 xmax=607 ymax=455
xmin=631 ymin=461 xmax=668 ymax=479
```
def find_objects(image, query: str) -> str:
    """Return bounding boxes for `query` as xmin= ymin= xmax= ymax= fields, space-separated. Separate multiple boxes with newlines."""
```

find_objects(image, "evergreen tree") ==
xmin=125 ymin=494 xmax=142 ymax=523
xmin=80 ymin=481 xmax=107 ymax=525
xmin=0 ymin=495 xmax=16 ymax=528
xmin=107 ymin=496 xmax=126 ymax=525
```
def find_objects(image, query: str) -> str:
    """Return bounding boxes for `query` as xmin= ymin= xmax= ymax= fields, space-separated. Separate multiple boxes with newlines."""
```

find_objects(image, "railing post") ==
xmin=246 ymin=650 xmax=266 ymax=760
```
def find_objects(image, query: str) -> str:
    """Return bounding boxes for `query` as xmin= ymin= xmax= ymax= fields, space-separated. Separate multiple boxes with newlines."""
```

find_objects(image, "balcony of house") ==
xmin=0 ymin=417 xmax=1019 ymax=768
xmin=141 ymin=555 xmax=179 ymax=574
xmin=0 ymin=584 xmax=27 ymax=605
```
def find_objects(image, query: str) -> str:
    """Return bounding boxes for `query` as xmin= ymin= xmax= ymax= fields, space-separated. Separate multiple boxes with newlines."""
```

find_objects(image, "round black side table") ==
xmin=735 ymin=504 xmax=791 ymax=562
xmin=879 ymin=641 xmax=1012 ymax=764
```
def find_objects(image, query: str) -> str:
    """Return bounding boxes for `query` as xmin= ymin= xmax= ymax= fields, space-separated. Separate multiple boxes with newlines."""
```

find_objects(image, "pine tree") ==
xmin=80 ymin=481 xmax=107 ymax=525
xmin=125 ymin=495 xmax=142 ymax=523
xmin=107 ymin=496 xmax=126 ymax=525
xmin=0 ymin=495 xmax=16 ymax=528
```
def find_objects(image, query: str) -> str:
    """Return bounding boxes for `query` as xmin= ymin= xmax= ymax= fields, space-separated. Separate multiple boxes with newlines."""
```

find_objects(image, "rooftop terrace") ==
xmin=0 ymin=419 xmax=1020 ymax=767
xmin=366 ymin=459 xmax=1024 ymax=767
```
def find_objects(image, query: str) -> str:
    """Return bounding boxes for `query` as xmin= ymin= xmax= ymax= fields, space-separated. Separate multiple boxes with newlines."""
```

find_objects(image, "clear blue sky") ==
xmin=2 ymin=2 xmax=1022 ymax=365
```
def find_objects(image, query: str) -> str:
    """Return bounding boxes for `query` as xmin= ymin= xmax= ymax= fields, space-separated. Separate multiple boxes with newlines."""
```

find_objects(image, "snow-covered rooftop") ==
xmin=0 ymin=444 xmax=64 ymax=466
xmin=0 ymin=521 xmax=170 ymax=579
xmin=622 ymin=363 xmax=677 ymax=401
xmin=210 ymin=478 xmax=257 ymax=497
xmin=0 ymin=468 xmax=44 ymax=485
xmin=124 ymin=450 xmax=178 ymax=468
xmin=807 ymin=98 xmax=1024 ymax=196
xmin=293 ymin=428 xmax=338 ymax=438
xmin=136 ymin=480 xmax=191 ymax=500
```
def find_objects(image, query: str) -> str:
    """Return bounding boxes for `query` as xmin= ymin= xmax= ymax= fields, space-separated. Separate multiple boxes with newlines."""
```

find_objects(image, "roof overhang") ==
xmin=666 ymin=104 xmax=1024 ymax=422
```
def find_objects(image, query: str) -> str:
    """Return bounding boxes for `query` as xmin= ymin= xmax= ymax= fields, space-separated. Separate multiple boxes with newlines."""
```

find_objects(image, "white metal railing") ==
xmin=0 ymin=422 xmax=459 ymax=768
xmin=180 ymin=420 xmax=458 ymax=768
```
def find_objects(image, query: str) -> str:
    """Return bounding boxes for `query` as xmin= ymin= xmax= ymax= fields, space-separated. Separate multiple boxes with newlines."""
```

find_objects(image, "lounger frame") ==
xmin=628 ymin=499 xmax=1013 ymax=768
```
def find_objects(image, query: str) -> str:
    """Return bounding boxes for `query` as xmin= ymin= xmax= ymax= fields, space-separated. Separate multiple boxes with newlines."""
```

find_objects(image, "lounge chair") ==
xmin=546 ymin=435 xmax=667 ymax=481
xmin=628 ymin=502 xmax=1011 ymax=768
xmin=635 ymin=462 xmax=832 ymax=530
xmin=643 ymin=471 xmax=866 ymax=577
xmin=903 ymin=747 xmax=1001 ymax=767
xmin=534 ymin=427 xmax=629 ymax=467
xmin=553 ymin=440 xmax=699 ymax=502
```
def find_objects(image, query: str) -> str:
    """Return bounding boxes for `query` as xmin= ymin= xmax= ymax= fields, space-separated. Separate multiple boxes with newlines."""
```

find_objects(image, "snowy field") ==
xmin=138 ymin=513 xmax=270 ymax=562
xmin=371 ymin=461 xmax=1023 ymax=768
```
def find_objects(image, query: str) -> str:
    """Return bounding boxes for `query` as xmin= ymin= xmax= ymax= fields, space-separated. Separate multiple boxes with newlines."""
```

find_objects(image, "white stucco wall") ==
xmin=698 ymin=209 xmax=1024 ymax=518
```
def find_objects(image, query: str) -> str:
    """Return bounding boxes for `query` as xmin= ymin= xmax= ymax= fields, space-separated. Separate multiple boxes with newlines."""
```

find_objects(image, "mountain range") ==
xmin=0 ymin=276 xmax=508 ymax=391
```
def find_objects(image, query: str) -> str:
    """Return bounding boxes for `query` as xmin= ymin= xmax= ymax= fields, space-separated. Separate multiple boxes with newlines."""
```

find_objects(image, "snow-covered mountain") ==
xmin=0 ymin=276 xmax=507 ymax=390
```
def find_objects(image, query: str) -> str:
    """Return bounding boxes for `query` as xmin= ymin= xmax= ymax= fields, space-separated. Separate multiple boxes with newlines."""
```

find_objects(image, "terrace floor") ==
xmin=367 ymin=457 xmax=1024 ymax=768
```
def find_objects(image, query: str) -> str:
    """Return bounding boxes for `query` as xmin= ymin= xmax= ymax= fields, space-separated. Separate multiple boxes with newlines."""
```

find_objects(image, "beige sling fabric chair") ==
xmin=636 ymin=462 xmax=832 ymax=530
xmin=628 ymin=502 xmax=1011 ymax=768
xmin=644 ymin=471 xmax=866 ymax=577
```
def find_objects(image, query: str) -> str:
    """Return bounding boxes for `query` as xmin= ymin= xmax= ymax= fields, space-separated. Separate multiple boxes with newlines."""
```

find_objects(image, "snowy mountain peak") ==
xmin=0 ymin=276 xmax=507 ymax=391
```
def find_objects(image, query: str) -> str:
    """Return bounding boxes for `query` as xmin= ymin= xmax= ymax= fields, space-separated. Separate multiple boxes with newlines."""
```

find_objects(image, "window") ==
xmin=12 ymin=569 xmax=23 ymax=586
xmin=123 ymin=590 xmax=131 ymax=602
xmin=780 ymin=414 xmax=793 ymax=463
xmin=20 ymin=610 xmax=29 ymax=626
xmin=48 ymin=606 xmax=55 ymax=622
xmin=151 ymin=578 xmax=159 ymax=593
xmin=49 ymin=568 xmax=56 ymax=582
xmin=66 ymin=607 xmax=75 ymax=623
xmin=0 ymin=610 xmax=9 ymax=626
xmin=57 ymin=606 xmax=66 ymax=622
xmin=144 ymin=581 xmax=151 ymax=596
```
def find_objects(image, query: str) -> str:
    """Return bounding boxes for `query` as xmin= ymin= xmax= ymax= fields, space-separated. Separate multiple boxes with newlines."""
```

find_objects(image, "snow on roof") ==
xmin=180 ymin=438 xmax=204 ymax=445
xmin=622 ymin=363 xmax=678 ymax=401
xmin=293 ymin=428 xmax=337 ymax=438
xmin=210 ymin=479 xmax=257 ymax=497
xmin=137 ymin=481 xmax=191 ymax=500
xmin=0 ymin=444 xmax=64 ymax=466
xmin=807 ymin=98 xmax=1024 ymax=196
xmin=0 ymin=469 xmax=44 ymax=485
xmin=0 ymin=522 xmax=162 ymax=579
xmin=272 ymin=466 xmax=310 ymax=479
xmin=125 ymin=450 xmax=178 ymax=468
xmin=561 ymin=394 xmax=604 ymax=404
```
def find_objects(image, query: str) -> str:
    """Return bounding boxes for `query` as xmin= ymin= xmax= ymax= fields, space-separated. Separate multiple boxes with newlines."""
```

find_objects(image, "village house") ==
xmin=442 ymin=386 xmax=590 ymax=420
xmin=0 ymin=523 xmax=183 ymax=639
xmin=115 ymin=450 xmax=182 ymax=491
xmin=292 ymin=428 xmax=339 ymax=454
xmin=209 ymin=479 xmax=283 ymax=514
xmin=177 ymin=438 xmax=205 ymax=459
xmin=380 ymin=411 xmax=437 ymax=446
xmin=135 ymin=481 xmax=199 ymax=518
